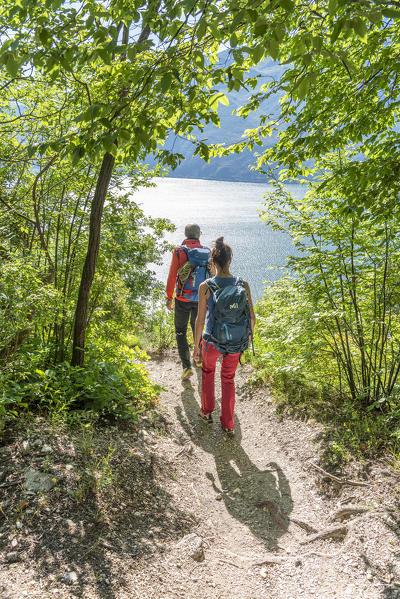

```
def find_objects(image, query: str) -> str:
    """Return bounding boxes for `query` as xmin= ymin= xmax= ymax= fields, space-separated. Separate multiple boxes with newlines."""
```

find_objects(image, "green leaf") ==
xmin=312 ymin=35 xmax=323 ymax=53
xmin=96 ymin=48 xmax=111 ymax=65
xmin=295 ymin=72 xmax=316 ymax=100
xmin=99 ymin=118 xmax=113 ymax=128
xmin=367 ymin=10 xmax=382 ymax=24
xmin=232 ymin=79 xmax=241 ymax=92
xmin=27 ymin=144 xmax=37 ymax=158
xmin=71 ymin=146 xmax=85 ymax=165
xmin=352 ymin=17 xmax=368 ymax=42
xmin=39 ymin=28 xmax=50 ymax=45
xmin=127 ymin=46 xmax=137 ymax=61
xmin=382 ymin=8 xmax=400 ymax=19
xmin=193 ymin=51 xmax=204 ymax=67
xmin=88 ymin=104 xmax=101 ymax=119
xmin=160 ymin=73 xmax=172 ymax=92
xmin=273 ymin=23 xmax=285 ymax=43
xmin=246 ymin=8 xmax=259 ymax=21
xmin=196 ymin=18 xmax=206 ymax=41
xmin=252 ymin=45 xmax=265 ymax=63
xmin=5 ymin=53 xmax=19 ymax=77
xmin=135 ymin=128 xmax=148 ymax=144
xmin=267 ymin=38 xmax=279 ymax=60
xmin=254 ymin=19 xmax=268 ymax=37
xmin=119 ymin=128 xmax=131 ymax=142
xmin=209 ymin=92 xmax=230 ymax=110
xmin=230 ymin=33 xmax=238 ymax=48
xmin=331 ymin=18 xmax=344 ymax=43
xmin=59 ymin=53 xmax=72 ymax=72
xmin=279 ymin=0 xmax=294 ymax=10
xmin=232 ymin=9 xmax=246 ymax=28
xmin=328 ymin=0 xmax=338 ymax=15
xmin=293 ymin=36 xmax=307 ymax=55
xmin=103 ymin=135 xmax=116 ymax=153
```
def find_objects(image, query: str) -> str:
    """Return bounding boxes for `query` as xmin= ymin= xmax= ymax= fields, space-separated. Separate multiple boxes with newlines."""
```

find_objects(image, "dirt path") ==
xmin=143 ymin=352 xmax=400 ymax=599
xmin=1 ymin=350 xmax=400 ymax=599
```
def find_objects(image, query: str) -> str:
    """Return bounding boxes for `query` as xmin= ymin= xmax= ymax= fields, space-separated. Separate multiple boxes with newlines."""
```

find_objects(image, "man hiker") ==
xmin=166 ymin=224 xmax=211 ymax=380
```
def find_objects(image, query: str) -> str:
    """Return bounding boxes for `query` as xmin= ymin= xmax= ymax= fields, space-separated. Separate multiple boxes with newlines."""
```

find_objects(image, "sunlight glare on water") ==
xmin=132 ymin=177 xmax=304 ymax=301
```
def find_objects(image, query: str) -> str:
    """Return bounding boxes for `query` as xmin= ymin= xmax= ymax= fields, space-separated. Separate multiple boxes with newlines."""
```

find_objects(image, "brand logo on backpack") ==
xmin=229 ymin=303 xmax=239 ymax=309
xmin=175 ymin=245 xmax=211 ymax=302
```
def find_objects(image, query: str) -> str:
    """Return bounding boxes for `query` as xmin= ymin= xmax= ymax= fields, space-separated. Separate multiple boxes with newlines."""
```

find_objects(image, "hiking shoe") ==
xmin=222 ymin=427 xmax=235 ymax=438
xmin=195 ymin=361 xmax=202 ymax=368
xmin=181 ymin=367 xmax=193 ymax=381
xmin=199 ymin=410 xmax=213 ymax=423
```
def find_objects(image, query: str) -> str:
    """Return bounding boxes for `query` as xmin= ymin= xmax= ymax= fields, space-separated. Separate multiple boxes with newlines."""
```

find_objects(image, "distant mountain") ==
xmin=161 ymin=57 xmax=285 ymax=183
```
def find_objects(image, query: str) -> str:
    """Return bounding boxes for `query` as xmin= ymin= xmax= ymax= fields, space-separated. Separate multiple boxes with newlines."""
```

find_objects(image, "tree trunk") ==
xmin=71 ymin=152 xmax=115 ymax=366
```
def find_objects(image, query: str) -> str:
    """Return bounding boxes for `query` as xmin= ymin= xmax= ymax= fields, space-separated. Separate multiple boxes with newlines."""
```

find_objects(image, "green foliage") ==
xmin=0 ymin=345 xmax=160 ymax=424
xmin=140 ymin=287 xmax=176 ymax=352
xmin=2 ymin=0 xmax=400 ymax=438
xmin=0 ymin=0 xmax=258 ymax=167
xmin=252 ymin=171 xmax=400 ymax=457
xmin=0 ymin=257 xmax=59 ymax=356
xmin=73 ymin=441 xmax=118 ymax=503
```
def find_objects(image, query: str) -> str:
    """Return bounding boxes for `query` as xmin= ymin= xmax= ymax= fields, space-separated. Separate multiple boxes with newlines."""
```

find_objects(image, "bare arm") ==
xmin=193 ymin=281 xmax=210 ymax=360
xmin=245 ymin=281 xmax=256 ymax=332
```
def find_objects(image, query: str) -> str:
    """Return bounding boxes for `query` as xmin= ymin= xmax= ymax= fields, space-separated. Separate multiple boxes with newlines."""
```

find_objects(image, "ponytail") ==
xmin=211 ymin=236 xmax=232 ymax=269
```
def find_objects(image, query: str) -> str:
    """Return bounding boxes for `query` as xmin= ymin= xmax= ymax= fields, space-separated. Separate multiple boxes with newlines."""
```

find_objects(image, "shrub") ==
xmin=252 ymin=174 xmax=400 ymax=457
xmin=0 ymin=346 xmax=160 ymax=424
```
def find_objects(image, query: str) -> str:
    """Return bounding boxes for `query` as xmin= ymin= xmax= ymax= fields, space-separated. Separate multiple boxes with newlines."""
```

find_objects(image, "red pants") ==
xmin=201 ymin=339 xmax=240 ymax=430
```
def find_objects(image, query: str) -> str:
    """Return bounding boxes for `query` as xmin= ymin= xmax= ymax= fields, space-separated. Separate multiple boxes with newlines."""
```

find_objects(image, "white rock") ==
xmin=177 ymin=533 xmax=204 ymax=561
xmin=64 ymin=571 xmax=78 ymax=584
xmin=23 ymin=468 xmax=56 ymax=493
xmin=21 ymin=441 xmax=30 ymax=455
xmin=344 ymin=586 xmax=355 ymax=596
xmin=5 ymin=551 xmax=19 ymax=563
xmin=65 ymin=464 xmax=73 ymax=471
xmin=260 ymin=567 xmax=268 ymax=579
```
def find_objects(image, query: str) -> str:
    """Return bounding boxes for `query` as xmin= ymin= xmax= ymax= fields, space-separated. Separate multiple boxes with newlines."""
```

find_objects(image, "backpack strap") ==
xmin=177 ymin=245 xmax=189 ymax=259
xmin=234 ymin=277 xmax=246 ymax=288
xmin=205 ymin=278 xmax=220 ymax=294
xmin=234 ymin=278 xmax=255 ymax=355
xmin=175 ymin=245 xmax=191 ymax=297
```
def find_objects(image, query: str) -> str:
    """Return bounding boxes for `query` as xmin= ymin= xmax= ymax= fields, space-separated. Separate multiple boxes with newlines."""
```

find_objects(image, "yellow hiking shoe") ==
xmin=181 ymin=367 xmax=193 ymax=381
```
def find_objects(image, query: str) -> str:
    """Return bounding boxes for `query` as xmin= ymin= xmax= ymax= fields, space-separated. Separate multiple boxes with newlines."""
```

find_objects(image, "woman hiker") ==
xmin=192 ymin=237 xmax=256 ymax=437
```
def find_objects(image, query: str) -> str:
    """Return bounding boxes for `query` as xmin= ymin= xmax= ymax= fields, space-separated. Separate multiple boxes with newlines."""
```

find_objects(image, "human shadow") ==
xmin=176 ymin=377 xmax=293 ymax=552
xmin=359 ymin=506 xmax=400 ymax=599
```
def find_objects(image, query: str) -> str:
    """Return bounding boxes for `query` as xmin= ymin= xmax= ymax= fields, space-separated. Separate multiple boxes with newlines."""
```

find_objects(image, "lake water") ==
xmin=133 ymin=177 xmax=305 ymax=301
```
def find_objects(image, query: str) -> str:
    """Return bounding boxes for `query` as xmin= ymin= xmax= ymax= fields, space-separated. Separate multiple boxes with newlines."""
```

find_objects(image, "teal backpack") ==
xmin=203 ymin=277 xmax=254 ymax=355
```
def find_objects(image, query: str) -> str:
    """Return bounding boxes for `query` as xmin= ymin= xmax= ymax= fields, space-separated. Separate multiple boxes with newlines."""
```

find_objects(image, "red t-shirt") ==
xmin=166 ymin=238 xmax=203 ymax=302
